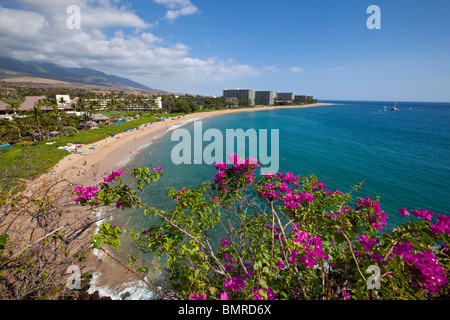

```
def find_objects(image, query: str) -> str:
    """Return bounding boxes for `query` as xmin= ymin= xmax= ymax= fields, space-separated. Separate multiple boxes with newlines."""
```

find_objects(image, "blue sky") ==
xmin=1 ymin=0 xmax=449 ymax=101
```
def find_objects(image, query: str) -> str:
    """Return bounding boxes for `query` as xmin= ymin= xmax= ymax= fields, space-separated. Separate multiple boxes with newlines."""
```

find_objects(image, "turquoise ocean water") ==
xmin=101 ymin=101 xmax=450 ymax=298
xmin=122 ymin=100 xmax=450 ymax=228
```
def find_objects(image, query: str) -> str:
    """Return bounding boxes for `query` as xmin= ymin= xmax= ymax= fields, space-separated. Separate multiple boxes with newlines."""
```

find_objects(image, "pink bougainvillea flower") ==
xmin=411 ymin=209 xmax=433 ymax=221
xmin=300 ymin=192 xmax=315 ymax=202
xmin=223 ymin=276 xmax=245 ymax=292
xmin=189 ymin=293 xmax=206 ymax=300
xmin=343 ymin=290 xmax=350 ymax=300
xmin=358 ymin=234 xmax=377 ymax=252
xmin=431 ymin=214 xmax=450 ymax=235
xmin=288 ymin=248 xmax=298 ymax=264
xmin=219 ymin=292 xmax=229 ymax=300
xmin=221 ymin=238 xmax=230 ymax=247
xmin=215 ymin=161 xmax=228 ymax=171
xmin=72 ymin=185 xmax=99 ymax=202
xmin=277 ymin=260 xmax=285 ymax=270
xmin=356 ymin=198 xmax=388 ymax=231
xmin=214 ymin=170 xmax=226 ymax=185
xmin=251 ymin=288 xmax=276 ymax=300
xmin=103 ymin=169 xmax=124 ymax=182
xmin=397 ymin=208 xmax=410 ymax=217
xmin=227 ymin=153 xmax=245 ymax=165
xmin=393 ymin=241 xmax=415 ymax=258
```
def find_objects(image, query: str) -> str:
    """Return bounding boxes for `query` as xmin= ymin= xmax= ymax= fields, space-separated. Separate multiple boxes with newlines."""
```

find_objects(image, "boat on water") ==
xmin=390 ymin=101 xmax=399 ymax=111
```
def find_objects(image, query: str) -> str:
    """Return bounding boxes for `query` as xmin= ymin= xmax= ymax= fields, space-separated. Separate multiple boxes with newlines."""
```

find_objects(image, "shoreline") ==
xmin=33 ymin=102 xmax=332 ymax=299
xmin=42 ymin=103 xmax=332 ymax=187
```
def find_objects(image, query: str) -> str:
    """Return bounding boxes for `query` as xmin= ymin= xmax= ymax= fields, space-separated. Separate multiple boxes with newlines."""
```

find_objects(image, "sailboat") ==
xmin=390 ymin=101 xmax=399 ymax=111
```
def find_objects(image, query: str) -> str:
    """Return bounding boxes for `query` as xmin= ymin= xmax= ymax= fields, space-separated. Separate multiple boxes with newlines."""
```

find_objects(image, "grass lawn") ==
xmin=0 ymin=116 xmax=163 ymax=188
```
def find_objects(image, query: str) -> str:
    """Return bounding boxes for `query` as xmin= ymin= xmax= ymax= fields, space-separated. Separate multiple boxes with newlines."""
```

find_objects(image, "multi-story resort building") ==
xmin=255 ymin=91 xmax=275 ymax=105
xmin=224 ymin=88 xmax=314 ymax=106
xmin=295 ymin=95 xmax=314 ymax=101
xmin=276 ymin=92 xmax=296 ymax=103
xmin=223 ymin=89 xmax=256 ymax=106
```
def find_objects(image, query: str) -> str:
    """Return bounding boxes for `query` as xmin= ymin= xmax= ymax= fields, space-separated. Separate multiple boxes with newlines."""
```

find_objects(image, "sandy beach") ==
xmin=41 ymin=103 xmax=331 ymax=187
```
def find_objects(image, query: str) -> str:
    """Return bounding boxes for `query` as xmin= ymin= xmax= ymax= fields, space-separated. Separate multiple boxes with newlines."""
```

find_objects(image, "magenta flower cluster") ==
xmin=73 ymin=185 xmax=99 ymax=202
xmin=223 ymin=276 xmax=245 ymax=292
xmin=214 ymin=153 xmax=260 ymax=191
xmin=411 ymin=209 xmax=433 ymax=221
xmin=355 ymin=197 xmax=388 ymax=231
xmin=251 ymin=288 xmax=276 ymax=300
xmin=431 ymin=214 xmax=450 ymax=235
xmin=189 ymin=293 xmax=206 ymax=300
xmin=358 ymin=234 xmax=377 ymax=252
xmin=221 ymin=238 xmax=230 ymax=247
xmin=258 ymin=174 xmax=316 ymax=210
xmin=290 ymin=228 xmax=328 ymax=268
xmin=398 ymin=208 xmax=449 ymax=235
xmin=258 ymin=176 xmax=345 ymax=212
xmin=393 ymin=242 xmax=449 ymax=292
xmin=103 ymin=169 xmax=124 ymax=182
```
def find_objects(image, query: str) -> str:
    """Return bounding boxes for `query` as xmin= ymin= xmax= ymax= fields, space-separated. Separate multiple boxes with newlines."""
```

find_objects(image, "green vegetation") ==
xmin=75 ymin=157 xmax=449 ymax=300
xmin=0 ymin=116 xmax=162 ymax=188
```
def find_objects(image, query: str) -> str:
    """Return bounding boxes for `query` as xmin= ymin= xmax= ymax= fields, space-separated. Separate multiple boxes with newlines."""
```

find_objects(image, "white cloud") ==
xmin=327 ymin=67 xmax=346 ymax=72
xmin=264 ymin=66 xmax=282 ymax=72
xmin=289 ymin=66 xmax=304 ymax=73
xmin=0 ymin=0 xmax=257 ymax=91
xmin=153 ymin=0 xmax=200 ymax=21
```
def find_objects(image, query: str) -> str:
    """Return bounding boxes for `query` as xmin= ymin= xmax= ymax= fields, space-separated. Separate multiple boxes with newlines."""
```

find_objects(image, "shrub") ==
xmin=73 ymin=155 xmax=450 ymax=300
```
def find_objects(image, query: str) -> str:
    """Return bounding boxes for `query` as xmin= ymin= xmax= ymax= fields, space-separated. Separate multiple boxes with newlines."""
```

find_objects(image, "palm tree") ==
xmin=52 ymin=105 xmax=62 ymax=141
xmin=75 ymin=97 xmax=86 ymax=114
xmin=8 ymin=102 xmax=23 ymax=142
xmin=87 ymin=99 xmax=99 ymax=118
xmin=10 ymin=123 xmax=22 ymax=143
xmin=7 ymin=101 xmax=20 ymax=116
xmin=58 ymin=97 xmax=66 ymax=110
xmin=32 ymin=103 xmax=43 ymax=147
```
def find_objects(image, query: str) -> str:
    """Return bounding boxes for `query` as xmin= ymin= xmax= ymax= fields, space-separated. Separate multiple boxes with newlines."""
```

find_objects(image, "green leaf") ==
xmin=258 ymin=278 xmax=268 ymax=289
xmin=0 ymin=234 xmax=9 ymax=249
xmin=0 ymin=234 xmax=8 ymax=255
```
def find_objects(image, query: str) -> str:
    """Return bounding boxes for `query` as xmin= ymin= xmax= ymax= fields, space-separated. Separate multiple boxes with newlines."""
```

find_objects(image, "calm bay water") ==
xmin=103 ymin=101 xmax=450 ymax=298
xmin=123 ymin=101 xmax=450 ymax=229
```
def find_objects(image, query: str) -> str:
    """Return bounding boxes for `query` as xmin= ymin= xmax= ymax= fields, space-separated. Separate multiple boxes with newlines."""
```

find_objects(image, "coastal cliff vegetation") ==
xmin=70 ymin=154 xmax=449 ymax=300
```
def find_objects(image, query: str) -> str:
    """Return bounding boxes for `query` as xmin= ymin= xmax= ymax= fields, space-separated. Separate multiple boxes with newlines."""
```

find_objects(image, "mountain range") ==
xmin=0 ymin=57 xmax=151 ymax=90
